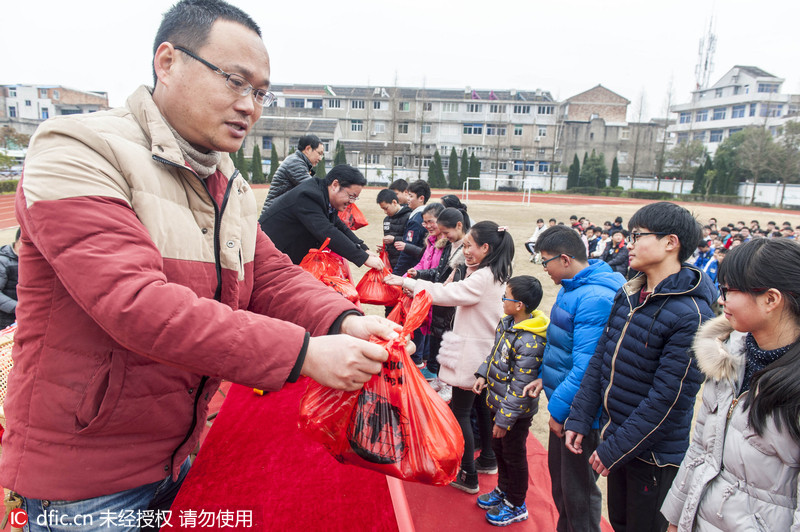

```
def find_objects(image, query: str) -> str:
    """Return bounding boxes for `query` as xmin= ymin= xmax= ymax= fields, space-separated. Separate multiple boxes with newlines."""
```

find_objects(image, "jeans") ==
xmin=492 ymin=415 xmax=533 ymax=507
xmin=606 ymin=459 xmax=678 ymax=532
xmin=549 ymin=429 xmax=602 ymax=532
xmin=21 ymin=458 xmax=191 ymax=532
xmin=450 ymin=387 xmax=494 ymax=474
xmin=426 ymin=334 xmax=440 ymax=375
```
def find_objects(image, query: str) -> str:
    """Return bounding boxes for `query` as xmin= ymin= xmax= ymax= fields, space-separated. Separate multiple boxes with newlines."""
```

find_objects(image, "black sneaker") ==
xmin=450 ymin=469 xmax=479 ymax=494
xmin=476 ymin=456 xmax=498 ymax=475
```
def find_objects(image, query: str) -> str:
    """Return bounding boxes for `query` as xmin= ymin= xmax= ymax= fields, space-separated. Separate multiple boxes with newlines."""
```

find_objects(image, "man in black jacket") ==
xmin=260 ymin=165 xmax=384 ymax=270
xmin=0 ymin=228 xmax=19 ymax=328
xmin=259 ymin=134 xmax=324 ymax=215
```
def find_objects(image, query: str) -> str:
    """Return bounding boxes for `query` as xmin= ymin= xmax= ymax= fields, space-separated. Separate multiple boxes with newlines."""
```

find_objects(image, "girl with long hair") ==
xmin=662 ymin=238 xmax=800 ymax=531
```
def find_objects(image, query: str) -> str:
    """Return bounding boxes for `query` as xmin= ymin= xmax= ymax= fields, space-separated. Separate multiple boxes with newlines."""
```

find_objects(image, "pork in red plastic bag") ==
xmin=355 ymin=258 xmax=401 ymax=306
xmin=386 ymin=293 xmax=412 ymax=326
xmin=338 ymin=202 xmax=368 ymax=230
xmin=298 ymin=238 xmax=346 ymax=279
xmin=298 ymin=290 xmax=464 ymax=485
xmin=321 ymin=274 xmax=360 ymax=304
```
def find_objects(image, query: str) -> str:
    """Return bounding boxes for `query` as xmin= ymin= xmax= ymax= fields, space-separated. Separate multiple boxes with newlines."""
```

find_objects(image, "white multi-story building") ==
xmin=669 ymin=66 xmax=800 ymax=155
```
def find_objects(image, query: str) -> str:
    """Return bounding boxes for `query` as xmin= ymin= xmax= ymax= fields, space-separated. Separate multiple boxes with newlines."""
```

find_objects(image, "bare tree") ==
xmin=389 ymin=75 xmax=399 ymax=178
xmin=769 ymin=121 xmax=800 ymax=208
xmin=416 ymin=85 xmax=428 ymax=180
xmin=655 ymin=81 xmax=673 ymax=189
xmin=738 ymin=126 xmax=776 ymax=204
xmin=630 ymin=90 xmax=646 ymax=178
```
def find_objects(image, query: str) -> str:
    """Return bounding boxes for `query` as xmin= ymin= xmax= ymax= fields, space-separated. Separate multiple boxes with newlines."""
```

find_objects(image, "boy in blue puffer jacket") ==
xmin=565 ymin=202 xmax=716 ymax=532
xmin=473 ymin=275 xmax=549 ymax=527
xmin=525 ymin=225 xmax=625 ymax=532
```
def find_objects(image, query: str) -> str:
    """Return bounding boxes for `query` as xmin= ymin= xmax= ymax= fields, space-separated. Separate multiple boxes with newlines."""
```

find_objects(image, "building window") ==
xmin=423 ymin=102 xmax=433 ymax=111
xmin=760 ymin=104 xmax=783 ymax=118
xmin=25 ymin=100 xmax=31 ymax=107
xmin=373 ymin=100 xmax=383 ymax=110
xmin=398 ymin=122 xmax=409 ymax=134
xmin=351 ymin=99 xmax=365 ymax=109
xmin=620 ymin=128 xmax=630 ymax=140
xmin=538 ymin=127 xmax=547 ymax=137
xmin=39 ymin=89 xmax=48 ymax=98
xmin=421 ymin=123 xmax=431 ymax=134
xmin=463 ymin=123 xmax=483 ymax=135
xmin=467 ymin=103 xmax=482 ymax=113
xmin=537 ymin=148 xmax=546 ymax=156
xmin=8 ymin=88 xmax=16 ymax=97
xmin=693 ymin=131 xmax=706 ymax=141
xmin=262 ymin=137 xmax=272 ymax=150
xmin=308 ymin=99 xmax=323 ymax=109
xmin=712 ymin=107 xmax=726 ymax=120
xmin=351 ymin=119 xmax=363 ymax=132
xmin=729 ymin=128 xmax=742 ymax=136
xmin=415 ymin=157 xmax=432 ymax=168
xmin=442 ymin=102 xmax=458 ymax=113
xmin=51 ymin=89 xmax=59 ymax=99
xmin=537 ymin=105 xmax=554 ymax=115
xmin=41 ymin=108 xmax=49 ymax=119
xmin=8 ymin=106 xmax=16 ymax=118
xmin=489 ymin=104 xmax=505 ymax=113
xmin=366 ymin=154 xmax=380 ymax=164
xmin=749 ymin=103 xmax=757 ymax=117
xmin=679 ymin=112 xmax=692 ymax=124
xmin=513 ymin=160 xmax=523 ymax=171
xmin=677 ymin=133 xmax=689 ymax=144
xmin=490 ymin=162 xmax=508 ymax=171
xmin=513 ymin=125 xmax=523 ymax=136
xmin=393 ymin=156 xmax=404 ymax=166
xmin=695 ymin=109 xmax=708 ymax=122
xmin=757 ymin=83 xmax=779 ymax=93
xmin=398 ymin=102 xmax=410 ymax=111
xmin=328 ymin=99 xmax=341 ymax=109
xmin=709 ymin=130 xmax=723 ymax=142
xmin=618 ymin=152 xmax=628 ymax=164
xmin=538 ymin=162 xmax=549 ymax=173
xmin=513 ymin=105 xmax=531 ymax=114
xmin=373 ymin=122 xmax=386 ymax=133
xmin=467 ymin=146 xmax=483 ymax=154
xmin=731 ymin=105 xmax=746 ymax=118
xmin=511 ymin=148 xmax=521 ymax=158
xmin=523 ymin=161 xmax=534 ymax=172
xmin=715 ymin=88 xmax=723 ymax=97
xmin=486 ymin=124 xmax=506 ymax=136
xmin=287 ymin=98 xmax=305 ymax=108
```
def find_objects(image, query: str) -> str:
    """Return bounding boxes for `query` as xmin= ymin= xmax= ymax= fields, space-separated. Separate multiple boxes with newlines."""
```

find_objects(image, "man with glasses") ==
xmin=259 ymin=134 xmax=325 ymax=215
xmin=523 ymin=225 xmax=624 ymax=532
xmin=1 ymin=1 xmax=397 ymax=527
xmin=261 ymin=164 xmax=385 ymax=269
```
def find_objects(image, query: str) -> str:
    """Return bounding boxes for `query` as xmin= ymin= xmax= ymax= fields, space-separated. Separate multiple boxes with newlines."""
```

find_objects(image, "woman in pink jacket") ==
xmin=387 ymin=219 xmax=515 ymax=495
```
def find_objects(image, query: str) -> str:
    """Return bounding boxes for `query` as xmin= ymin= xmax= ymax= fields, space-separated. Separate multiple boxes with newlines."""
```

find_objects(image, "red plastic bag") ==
xmin=386 ymin=294 xmax=412 ymax=325
xmin=355 ymin=265 xmax=401 ymax=306
xmin=299 ymin=291 xmax=464 ymax=485
xmin=338 ymin=203 xmax=369 ymax=230
xmin=299 ymin=238 xmax=345 ymax=279
xmin=321 ymin=274 xmax=360 ymax=304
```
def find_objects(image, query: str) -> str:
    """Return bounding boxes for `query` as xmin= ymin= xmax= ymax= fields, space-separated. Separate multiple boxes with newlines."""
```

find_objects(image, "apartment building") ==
xmin=1 ymin=84 xmax=110 ymax=137
xmin=669 ymin=66 xmax=800 ymax=155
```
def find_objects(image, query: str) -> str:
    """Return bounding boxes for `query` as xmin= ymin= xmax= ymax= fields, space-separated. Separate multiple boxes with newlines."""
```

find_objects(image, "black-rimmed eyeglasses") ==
xmin=541 ymin=254 xmax=572 ymax=268
xmin=174 ymin=46 xmax=275 ymax=107
xmin=626 ymin=232 xmax=670 ymax=245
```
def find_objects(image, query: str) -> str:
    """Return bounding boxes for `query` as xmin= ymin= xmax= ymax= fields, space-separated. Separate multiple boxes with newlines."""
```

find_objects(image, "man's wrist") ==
xmin=329 ymin=310 xmax=362 ymax=335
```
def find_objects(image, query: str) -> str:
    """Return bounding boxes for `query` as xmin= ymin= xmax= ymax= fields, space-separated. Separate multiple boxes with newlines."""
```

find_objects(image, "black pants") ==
xmin=607 ymin=459 xmax=678 ymax=532
xmin=548 ymin=429 xmax=602 ymax=532
xmin=426 ymin=334 xmax=441 ymax=375
xmin=492 ymin=415 xmax=533 ymax=507
xmin=450 ymin=387 xmax=494 ymax=474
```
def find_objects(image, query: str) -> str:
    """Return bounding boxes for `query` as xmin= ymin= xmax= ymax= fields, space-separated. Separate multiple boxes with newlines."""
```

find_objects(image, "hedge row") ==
xmin=0 ymin=180 xmax=19 ymax=194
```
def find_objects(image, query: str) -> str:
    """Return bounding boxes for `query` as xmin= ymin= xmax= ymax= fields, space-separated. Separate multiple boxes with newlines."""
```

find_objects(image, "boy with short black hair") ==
xmin=376 ymin=188 xmax=411 ymax=270
xmin=392 ymin=180 xmax=430 ymax=275
xmin=565 ymin=202 xmax=716 ymax=532
xmin=473 ymin=275 xmax=549 ymax=527
xmin=389 ymin=178 xmax=409 ymax=206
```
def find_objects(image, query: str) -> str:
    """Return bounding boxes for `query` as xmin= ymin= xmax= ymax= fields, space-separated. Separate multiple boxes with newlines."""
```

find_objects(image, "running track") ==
xmin=0 ymin=187 xmax=797 ymax=231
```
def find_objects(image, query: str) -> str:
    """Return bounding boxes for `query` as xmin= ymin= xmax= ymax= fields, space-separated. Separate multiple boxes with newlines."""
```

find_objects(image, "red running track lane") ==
xmin=0 ymin=194 xmax=17 ymax=231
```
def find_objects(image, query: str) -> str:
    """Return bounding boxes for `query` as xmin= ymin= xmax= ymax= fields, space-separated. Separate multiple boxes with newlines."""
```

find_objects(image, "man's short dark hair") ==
xmin=389 ymin=179 xmax=408 ymax=193
xmin=325 ymin=165 xmax=366 ymax=188
xmin=507 ymin=275 xmax=543 ymax=314
xmin=153 ymin=0 xmax=261 ymax=85
xmin=408 ymin=180 xmax=431 ymax=204
xmin=569 ymin=215 xmax=578 ymax=221
xmin=627 ymin=202 xmax=702 ymax=263
xmin=298 ymin=135 xmax=321 ymax=152
xmin=14 ymin=228 xmax=21 ymax=242
xmin=376 ymin=189 xmax=398 ymax=205
xmin=535 ymin=225 xmax=588 ymax=262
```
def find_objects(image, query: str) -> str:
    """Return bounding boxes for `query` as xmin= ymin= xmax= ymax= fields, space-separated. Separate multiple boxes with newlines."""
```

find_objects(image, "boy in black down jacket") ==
xmin=473 ymin=275 xmax=549 ymax=527
xmin=564 ymin=202 xmax=716 ymax=532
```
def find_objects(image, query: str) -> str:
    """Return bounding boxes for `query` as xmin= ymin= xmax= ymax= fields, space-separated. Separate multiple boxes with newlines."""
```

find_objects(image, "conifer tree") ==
xmin=236 ymin=146 xmax=249 ymax=182
xmin=468 ymin=153 xmax=481 ymax=190
xmin=447 ymin=147 xmax=460 ymax=189
xmin=334 ymin=141 xmax=347 ymax=166
xmin=610 ymin=156 xmax=619 ymax=188
xmin=316 ymin=155 xmax=327 ymax=180
xmin=268 ymin=144 xmax=279 ymax=182
xmin=428 ymin=150 xmax=446 ymax=188
xmin=567 ymin=154 xmax=580 ymax=189
xmin=460 ymin=149 xmax=469 ymax=190
xmin=250 ymin=145 xmax=265 ymax=184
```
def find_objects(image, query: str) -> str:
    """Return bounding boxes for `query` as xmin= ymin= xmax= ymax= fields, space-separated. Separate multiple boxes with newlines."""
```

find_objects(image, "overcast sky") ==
xmin=3 ymin=0 xmax=798 ymax=121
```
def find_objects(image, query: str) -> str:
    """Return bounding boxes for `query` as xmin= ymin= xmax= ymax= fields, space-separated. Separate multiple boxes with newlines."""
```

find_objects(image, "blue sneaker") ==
xmin=486 ymin=500 xmax=528 ymax=527
xmin=477 ymin=487 xmax=505 ymax=509
xmin=420 ymin=367 xmax=437 ymax=381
